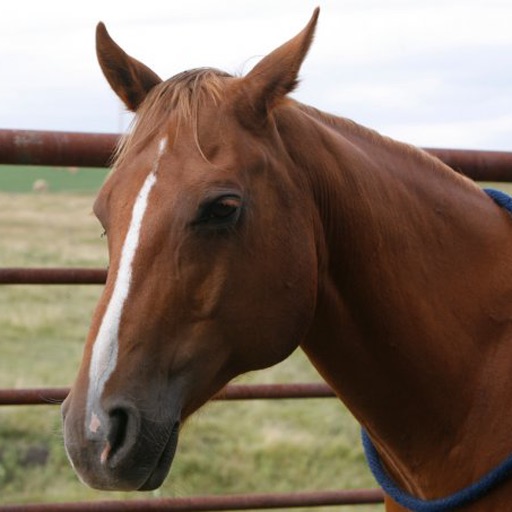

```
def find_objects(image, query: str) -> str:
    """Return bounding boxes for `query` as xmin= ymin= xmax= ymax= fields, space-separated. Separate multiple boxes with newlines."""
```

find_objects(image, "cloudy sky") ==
xmin=1 ymin=0 xmax=512 ymax=150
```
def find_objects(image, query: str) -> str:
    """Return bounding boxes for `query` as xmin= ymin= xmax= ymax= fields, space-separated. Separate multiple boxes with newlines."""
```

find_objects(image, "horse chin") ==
xmin=139 ymin=421 xmax=180 ymax=491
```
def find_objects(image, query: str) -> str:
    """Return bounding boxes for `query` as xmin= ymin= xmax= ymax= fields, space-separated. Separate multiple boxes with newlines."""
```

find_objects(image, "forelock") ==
xmin=112 ymin=68 xmax=233 ymax=169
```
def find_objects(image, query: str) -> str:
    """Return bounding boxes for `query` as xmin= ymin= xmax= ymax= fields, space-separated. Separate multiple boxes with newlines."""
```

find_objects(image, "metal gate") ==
xmin=2 ymin=128 xmax=512 ymax=510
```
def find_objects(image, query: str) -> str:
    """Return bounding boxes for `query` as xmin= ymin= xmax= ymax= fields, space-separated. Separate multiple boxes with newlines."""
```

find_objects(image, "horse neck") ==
xmin=279 ymin=104 xmax=512 ymax=499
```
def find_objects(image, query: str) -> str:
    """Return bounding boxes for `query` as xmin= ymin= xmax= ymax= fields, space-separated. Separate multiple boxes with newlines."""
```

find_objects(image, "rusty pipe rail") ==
xmin=0 ymin=129 xmax=118 ymax=167
xmin=0 ymin=267 xmax=107 ymax=284
xmin=1 ymin=129 xmax=512 ymax=181
xmin=0 ymin=383 xmax=335 ymax=406
xmin=426 ymin=147 xmax=512 ymax=181
xmin=0 ymin=489 xmax=384 ymax=511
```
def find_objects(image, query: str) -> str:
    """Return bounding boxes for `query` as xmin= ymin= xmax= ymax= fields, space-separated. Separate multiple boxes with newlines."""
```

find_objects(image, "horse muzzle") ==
xmin=61 ymin=395 xmax=180 ymax=491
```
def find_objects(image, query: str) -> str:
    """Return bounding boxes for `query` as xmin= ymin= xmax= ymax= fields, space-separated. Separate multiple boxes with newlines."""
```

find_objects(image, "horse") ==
xmin=62 ymin=9 xmax=512 ymax=511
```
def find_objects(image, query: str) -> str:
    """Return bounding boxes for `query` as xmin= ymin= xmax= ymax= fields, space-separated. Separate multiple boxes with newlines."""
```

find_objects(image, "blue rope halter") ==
xmin=362 ymin=429 xmax=512 ymax=512
xmin=484 ymin=188 xmax=512 ymax=212
xmin=361 ymin=188 xmax=512 ymax=512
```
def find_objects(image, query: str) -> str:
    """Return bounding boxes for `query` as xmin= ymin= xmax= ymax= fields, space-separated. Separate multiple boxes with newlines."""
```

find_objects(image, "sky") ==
xmin=1 ymin=0 xmax=512 ymax=150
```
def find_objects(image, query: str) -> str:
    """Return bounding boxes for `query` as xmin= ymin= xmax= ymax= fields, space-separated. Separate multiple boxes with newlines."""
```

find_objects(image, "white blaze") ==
xmin=86 ymin=138 xmax=167 ymax=429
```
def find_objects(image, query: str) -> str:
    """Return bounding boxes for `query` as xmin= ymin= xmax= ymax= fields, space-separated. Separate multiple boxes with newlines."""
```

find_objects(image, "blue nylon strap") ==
xmin=484 ymin=188 xmax=512 ymax=213
xmin=360 ymin=189 xmax=512 ymax=512
xmin=362 ymin=429 xmax=512 ymax=512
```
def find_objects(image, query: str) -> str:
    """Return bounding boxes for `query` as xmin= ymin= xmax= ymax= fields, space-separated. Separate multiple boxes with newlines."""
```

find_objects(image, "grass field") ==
xmin=0 ymin=166 xmax=380 ymax=509
xmin=0 ymin=165 xmax=109 ymax=194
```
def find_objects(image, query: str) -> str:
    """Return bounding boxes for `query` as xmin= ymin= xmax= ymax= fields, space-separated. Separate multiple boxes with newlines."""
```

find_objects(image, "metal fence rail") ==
xmin=0 ymin=489 xmax=385 ymax=512
xmin=0 ymin=267 xmax=107 ymax=284
xmin=0 ymin=129 xmax=117 ymax=168
xmin=0 ymin=383 xmax=336 ymax=406
xmin=2 ymin=128 xmax=512 ymax=181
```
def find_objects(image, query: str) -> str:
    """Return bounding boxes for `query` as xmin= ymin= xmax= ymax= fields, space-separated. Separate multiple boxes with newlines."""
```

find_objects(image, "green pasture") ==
xmin=0 ymin=168 xmax=379 ymax=508
xmin=0 ymin=165 xmax=108 ymax=194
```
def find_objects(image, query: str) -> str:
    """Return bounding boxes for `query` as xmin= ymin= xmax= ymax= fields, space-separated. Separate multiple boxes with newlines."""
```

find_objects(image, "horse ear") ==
xmin=238 ymin=8 xmax=319 ymax=127
xmin=96 ymin=22 xmax=162 ymax=112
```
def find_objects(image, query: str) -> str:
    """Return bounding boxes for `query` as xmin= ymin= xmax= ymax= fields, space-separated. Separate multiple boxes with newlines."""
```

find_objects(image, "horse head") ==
xmin=62 ymin=9 xmax=321 ymax=491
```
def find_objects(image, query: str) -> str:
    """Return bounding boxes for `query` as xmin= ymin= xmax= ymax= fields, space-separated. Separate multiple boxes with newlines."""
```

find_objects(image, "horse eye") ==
xmin=196 ymin=195 xmax=242 ymax=226
xmin=209 ymin=198 xmax=239 ymax=219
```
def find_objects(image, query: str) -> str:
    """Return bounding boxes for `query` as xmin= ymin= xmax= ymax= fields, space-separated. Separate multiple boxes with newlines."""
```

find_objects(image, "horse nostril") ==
xmin=100 ymin=406 xmax=141 ymax=467
xmin=96 ymin=404 xmax=141 ymax=468
xmin=108 ymin=408 xmax=129 ymax=457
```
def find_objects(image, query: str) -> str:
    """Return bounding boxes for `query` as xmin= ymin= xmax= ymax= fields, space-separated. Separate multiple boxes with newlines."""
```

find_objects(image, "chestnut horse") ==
xmin=62 ymin=9 xmax=512 ymax=511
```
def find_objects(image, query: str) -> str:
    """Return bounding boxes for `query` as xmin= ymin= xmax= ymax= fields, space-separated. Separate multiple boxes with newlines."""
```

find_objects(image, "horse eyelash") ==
xmin=100 ymin=230 xmax=107 ymax=239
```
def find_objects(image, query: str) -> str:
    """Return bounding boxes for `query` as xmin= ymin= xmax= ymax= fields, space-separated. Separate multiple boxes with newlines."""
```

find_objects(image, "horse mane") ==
xmin=112 ymin=68 xmax=232 ymax=169
xmin=292 ymin=102 xmax=477 ymax=188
